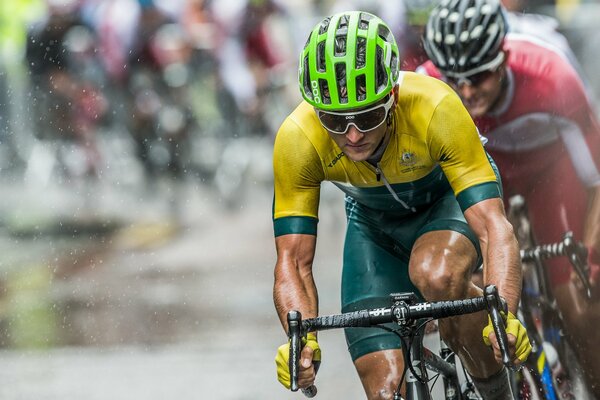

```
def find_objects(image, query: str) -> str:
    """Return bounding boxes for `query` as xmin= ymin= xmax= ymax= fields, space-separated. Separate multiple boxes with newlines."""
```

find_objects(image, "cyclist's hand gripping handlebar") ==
xmin=484 ymin=285 xmax=516 ymax=370
xmin=288 ymin=311 xmax=317 ymax=398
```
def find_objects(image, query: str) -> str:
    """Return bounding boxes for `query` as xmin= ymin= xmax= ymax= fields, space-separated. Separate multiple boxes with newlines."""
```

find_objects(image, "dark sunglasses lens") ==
xmin=469 ymin=70 xmax=493 ymax=86
xmin=318 ymin=112 xmax=350 ymax=133
xmin=354 ymin=106 xmax=387 ymax=131
xmin=447 ymin=70 xmax=494 ymax=87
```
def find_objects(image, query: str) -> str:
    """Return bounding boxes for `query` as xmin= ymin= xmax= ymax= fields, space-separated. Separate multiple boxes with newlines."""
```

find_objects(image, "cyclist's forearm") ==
xmin=274 ymin=258 xmax=318 ymax=332
xmin=483 ymin=222 xmax=522 ymax=314
xmin=466 ymin=199 xmax=522 ymax=313
xmin=584 ymin=185 xmax=600 ymax=253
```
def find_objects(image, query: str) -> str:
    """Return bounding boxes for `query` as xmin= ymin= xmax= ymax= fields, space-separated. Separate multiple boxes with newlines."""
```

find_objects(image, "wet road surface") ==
xmin=0 ymin=176 xmax=367 ymax=399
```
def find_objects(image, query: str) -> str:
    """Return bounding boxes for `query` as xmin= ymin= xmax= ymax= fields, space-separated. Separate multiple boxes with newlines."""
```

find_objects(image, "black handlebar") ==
xmin=520 ymin=231 xmax=591 ymax=298
xmin=287 ymin=284 xmax=513 ymax=395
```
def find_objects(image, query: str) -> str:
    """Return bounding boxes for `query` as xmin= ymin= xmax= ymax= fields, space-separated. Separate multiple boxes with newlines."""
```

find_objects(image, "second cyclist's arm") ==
xmin=584 ymin=186 xmax=600 ymax=273
xmin=465 ymin=198 xmax=522 ymax=313
xmin=274 ymin=234 xmax=319 ymax=332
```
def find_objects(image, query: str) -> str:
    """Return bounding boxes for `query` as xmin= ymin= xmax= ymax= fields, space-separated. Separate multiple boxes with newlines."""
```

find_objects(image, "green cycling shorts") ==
xmin=341 ymin=189 xmax=482 ymax=361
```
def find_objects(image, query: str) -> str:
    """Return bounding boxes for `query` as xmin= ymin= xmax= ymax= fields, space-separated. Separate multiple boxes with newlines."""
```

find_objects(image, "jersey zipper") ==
xmin=375 ymin=163 xmax=416 ymax=212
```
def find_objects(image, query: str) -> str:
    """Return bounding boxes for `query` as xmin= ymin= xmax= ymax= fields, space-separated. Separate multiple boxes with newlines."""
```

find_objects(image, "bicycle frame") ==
xmin=401 ymin=320 xmax=478 ymax=400
xmin=508 ymin=195 xmax=592 ymax=399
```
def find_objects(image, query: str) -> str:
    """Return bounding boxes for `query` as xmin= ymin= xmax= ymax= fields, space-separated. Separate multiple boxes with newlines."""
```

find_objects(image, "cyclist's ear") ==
xmin=390 ymin=83 xmax=400 ymax=113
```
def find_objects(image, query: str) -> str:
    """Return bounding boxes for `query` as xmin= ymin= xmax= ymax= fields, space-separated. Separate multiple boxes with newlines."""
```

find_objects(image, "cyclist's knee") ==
xmin=410 ymin=260 xmax=471 ymax=301
xmin=409 ymin=231 xmax=477 ymax=300
xmin=354 ymin=350 xmax=404 ymax=400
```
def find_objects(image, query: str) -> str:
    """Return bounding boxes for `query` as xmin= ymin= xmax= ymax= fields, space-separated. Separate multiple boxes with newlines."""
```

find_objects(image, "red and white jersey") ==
xmin=418 ymin=34 xmax=600 ymax=192
xmin=418 ymin=34 xmax=600 ymax=285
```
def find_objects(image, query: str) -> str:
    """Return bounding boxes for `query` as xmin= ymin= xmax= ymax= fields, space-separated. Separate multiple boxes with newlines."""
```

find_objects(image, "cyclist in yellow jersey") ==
xmin=273 ymin=11 xmax=531 ymax=399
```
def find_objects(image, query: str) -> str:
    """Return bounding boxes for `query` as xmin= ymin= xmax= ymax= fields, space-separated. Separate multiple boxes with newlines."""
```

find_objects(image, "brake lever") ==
xmin=287 ymin=310 xmax=302 ymax=392
xmin=484 ymin=285 xmax=517 ymax=371
xmin=287 ymin=311 xmax=318 ymax=398
xmin=563 ymin=232 xmax=592 ymax=299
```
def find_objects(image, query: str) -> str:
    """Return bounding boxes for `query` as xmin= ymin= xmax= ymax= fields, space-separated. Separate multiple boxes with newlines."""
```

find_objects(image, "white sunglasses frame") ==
xmin=316 ymin=94 xmax=395 ymax=135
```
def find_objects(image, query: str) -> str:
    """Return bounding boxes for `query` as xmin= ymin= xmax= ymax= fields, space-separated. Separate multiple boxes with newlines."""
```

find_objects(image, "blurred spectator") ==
xmin=26 ymin=0 xmax=108 ymax=179
xmin=401 ymin=0 xmax=438 ymax=70
xmin=0 ymin=0 xmax=46 ymax=170
xmin=121 ymin=1 xmax=193 ymax=180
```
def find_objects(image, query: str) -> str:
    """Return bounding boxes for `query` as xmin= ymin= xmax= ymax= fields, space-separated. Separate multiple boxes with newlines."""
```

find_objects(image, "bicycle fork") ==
xmin=400 ymin=328 xmax=432 ymax=400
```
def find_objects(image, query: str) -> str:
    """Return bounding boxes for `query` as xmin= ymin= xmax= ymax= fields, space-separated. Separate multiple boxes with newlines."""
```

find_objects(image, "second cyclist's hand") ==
xmin=275 ymin=333 xmax=321 ymax=389
xmin=483 ymin=312 xmax=532 ymax=366
xmin=572 ymin=246 xmax=600 ymax=293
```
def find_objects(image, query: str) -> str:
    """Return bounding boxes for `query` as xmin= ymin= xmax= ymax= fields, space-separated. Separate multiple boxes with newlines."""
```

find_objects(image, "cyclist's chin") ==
xmin=463 ymin=97 xmax=492 ymax=118
xmin=343 ymin=145 xmax=373 ymax=162
xmin=465 ymin=103 xmax=490 ymax=118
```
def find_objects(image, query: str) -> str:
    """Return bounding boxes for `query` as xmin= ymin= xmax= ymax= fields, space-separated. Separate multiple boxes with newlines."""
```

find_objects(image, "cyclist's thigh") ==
xmin=341 ymin=200 xmax=418 ymax=362
xmin=412 ymin=189 xmax=482 ymax=269
xmin=341 ymin=191 xmax=480 ymax=361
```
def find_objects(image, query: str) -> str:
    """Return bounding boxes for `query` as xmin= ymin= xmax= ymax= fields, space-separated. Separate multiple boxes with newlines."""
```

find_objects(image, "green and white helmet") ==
xmin=298 ymin=11 xmax=400 ymax=111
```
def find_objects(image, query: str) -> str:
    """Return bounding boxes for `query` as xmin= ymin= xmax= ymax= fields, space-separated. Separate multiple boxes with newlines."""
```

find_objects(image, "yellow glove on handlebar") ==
xmin=482 ymin=311 xmax=532 ymax=363
xmin=275 ymin=333 xmax=321 ymax=389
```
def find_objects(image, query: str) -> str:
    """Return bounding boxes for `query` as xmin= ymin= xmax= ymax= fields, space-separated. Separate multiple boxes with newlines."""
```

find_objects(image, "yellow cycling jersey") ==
xmin=273 ymin=72 xmax=500 ymax=236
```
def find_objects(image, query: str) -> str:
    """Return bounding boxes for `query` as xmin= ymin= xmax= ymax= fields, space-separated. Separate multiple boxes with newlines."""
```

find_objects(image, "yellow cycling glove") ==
xmin=482 ymin=311 xmax=532 ymax=363
xmin=275 ymin=333 xmax=321 ymax=389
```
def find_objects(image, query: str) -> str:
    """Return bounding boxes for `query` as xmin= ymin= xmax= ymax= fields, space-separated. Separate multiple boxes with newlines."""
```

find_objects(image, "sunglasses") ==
xmin=316 ymin=94 xmax=394 ymax=135
xmin=445 ymin=69 xmax=497 ymax=87
xmin=443 ymin=52 xmax=505 ymax=88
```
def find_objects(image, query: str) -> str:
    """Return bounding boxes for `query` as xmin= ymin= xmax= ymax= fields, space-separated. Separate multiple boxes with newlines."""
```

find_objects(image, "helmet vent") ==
xmin=336 ymin=63 xmax=348 ymax=104
xmin=359 ymin=12 xmax=372 ymax=29
xmin=356 ymin=37 xmax=366 ymax=68
xmin=317 ymin=41 xmax=326 ymax=72
xmin=319 ymin=79 xmax=331 ymax=104
xmin=356 ymin=74 xmax=366 ymax=101
xmin=334 ymin=15 xmax=350 ymax=57
xmin=335 ymin=36 xmax=347 ymax=57
xmin=319 ymin=18 xmax=331 ymax=35
xmin=378 ymin=25 xmax=392 ymax=42
xmin=302 ymin=56 xmax=312 ymax=100
xmin=375 ymin=46 xmax=388 ymax=91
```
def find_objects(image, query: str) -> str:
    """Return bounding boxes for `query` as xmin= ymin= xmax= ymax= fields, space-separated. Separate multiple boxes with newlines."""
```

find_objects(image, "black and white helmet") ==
xmin=423 ymin=0 xmax=507 ymax=77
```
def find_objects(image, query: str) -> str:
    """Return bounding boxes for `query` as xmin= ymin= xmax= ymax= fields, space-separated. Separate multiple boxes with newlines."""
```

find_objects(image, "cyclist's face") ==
xmin=320 ymin=93 xmax=396 ymax=162
xmin=449 ymin=67 xmax=506 ymax=118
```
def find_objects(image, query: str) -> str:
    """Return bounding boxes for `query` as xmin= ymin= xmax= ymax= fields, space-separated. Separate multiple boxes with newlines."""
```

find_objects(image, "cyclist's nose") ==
xmin=458 ymin=83 xmax=477 ymax=99
xmin=345 ymin=125 xmax=364 ymax=143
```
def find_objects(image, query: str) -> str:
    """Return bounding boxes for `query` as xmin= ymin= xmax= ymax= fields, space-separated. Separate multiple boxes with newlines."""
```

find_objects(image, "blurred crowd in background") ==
xmin=1 ymin=0 xmax=308 ymax=211
xmin=0 ymin=0 xmax=599 ymax=211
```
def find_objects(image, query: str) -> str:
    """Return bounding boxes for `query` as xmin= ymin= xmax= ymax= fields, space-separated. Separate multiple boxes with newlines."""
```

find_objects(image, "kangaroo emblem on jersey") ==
xmin=400 ymin=150 xmax=416 ymax=167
